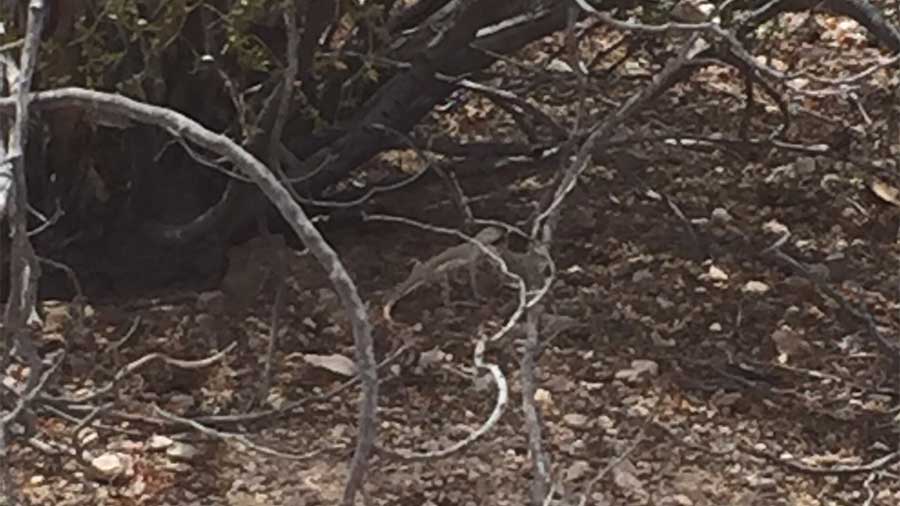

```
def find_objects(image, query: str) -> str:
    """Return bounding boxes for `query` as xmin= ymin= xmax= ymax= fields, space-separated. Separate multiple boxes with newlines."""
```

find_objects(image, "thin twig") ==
xmin=155 ymin=406 xmax=342 ymax=461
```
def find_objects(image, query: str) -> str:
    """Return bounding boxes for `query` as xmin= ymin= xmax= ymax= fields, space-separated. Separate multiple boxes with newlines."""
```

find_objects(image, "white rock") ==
xmin=711 ymin=207 xmax=732 ymax=223
xmin=90 ymin=453 xmax=126 ymax=481
xmin=742 ymin=280 xmax=770 ymax=293
xmin=148 ymin=435 xmax=174 ymax=451
xmin=533 ymin=388 xmax=554 ymax=409
xmin=166 ymin=442 xmax=201 ymax=462
xmin=706 ymin=265 xmax=728 ymax=281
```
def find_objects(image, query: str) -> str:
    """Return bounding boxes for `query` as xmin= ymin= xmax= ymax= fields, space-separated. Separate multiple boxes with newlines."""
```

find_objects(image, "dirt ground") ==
xmin=12 ymin=11 xmax=900 ymax=506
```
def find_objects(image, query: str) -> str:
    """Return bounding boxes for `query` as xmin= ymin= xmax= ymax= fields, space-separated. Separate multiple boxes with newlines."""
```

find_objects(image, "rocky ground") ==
xmin=12 ymin=10 xmax=900 ymax=506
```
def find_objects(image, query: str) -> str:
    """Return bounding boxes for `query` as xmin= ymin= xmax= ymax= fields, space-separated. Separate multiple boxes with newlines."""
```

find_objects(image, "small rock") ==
xmin=708 ymin=322 xmax=722 ymax=332
xmin=706 ymin=265 xmax=728 ymax=281
xmin=596 ymin=415 xmax=615 ymax=430
xmin=742 ymin=280 xmax=770 ymax=293
xmin=710 ymin=207 xmax=732 ymax=223
xmin=148 ymin=435 xmax=174 ymax=451
xmin=569 ymin=439 xmax=586 ymax=452
xmin=779 ymin=305 xmax=800 ymax=326
xmin=627 ymin=404 xmax=650 ymax=417
xmin=563 ymin=413 xmax=589 ymax=429
xmin=90 ymin=453 xmax=127 ymax=481
xmin=166 ymin=442 xmax=202 ymax=462
xmin=807 ymin=305 xmax=825 ymax=320
xmin=533 ymin=388 xmax=554 ymax=409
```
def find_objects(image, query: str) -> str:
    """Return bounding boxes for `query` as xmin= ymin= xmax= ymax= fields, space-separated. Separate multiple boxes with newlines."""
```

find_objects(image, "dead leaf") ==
xmin=546 ymin=59 xmax=573 ymax=72
xmin=871 ymin=179 xmax=900 ymax=207
xmin=302 ymin=353 xmax=356 ymax=377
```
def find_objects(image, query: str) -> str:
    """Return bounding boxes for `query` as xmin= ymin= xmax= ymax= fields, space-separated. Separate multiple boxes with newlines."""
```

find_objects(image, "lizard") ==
xmin=382 ymin=227 xmax=504 ymax=322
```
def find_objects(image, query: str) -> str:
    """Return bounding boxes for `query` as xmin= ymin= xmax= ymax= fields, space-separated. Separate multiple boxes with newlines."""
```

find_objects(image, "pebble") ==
xmin=563 ymin=413 xmax=589 ymax=428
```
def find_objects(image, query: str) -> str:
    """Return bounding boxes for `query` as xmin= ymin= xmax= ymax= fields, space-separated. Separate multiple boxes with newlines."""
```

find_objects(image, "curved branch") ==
xmin=0 ymin=86 xmax=380 ymax=506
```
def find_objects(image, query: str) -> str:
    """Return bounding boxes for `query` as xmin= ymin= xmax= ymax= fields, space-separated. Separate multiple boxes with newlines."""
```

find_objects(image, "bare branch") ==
xmin=376 ymin=348 xmax=508 ymax=462
xmin=0 ymin=85 xmax=379 ymax=506
xmin=0 ymin=2 xmax=46 ymax=502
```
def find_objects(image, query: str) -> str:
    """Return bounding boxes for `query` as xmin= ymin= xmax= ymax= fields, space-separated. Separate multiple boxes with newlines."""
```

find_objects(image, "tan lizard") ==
xmin=382 ymin=227 xmax=504 ymax=322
